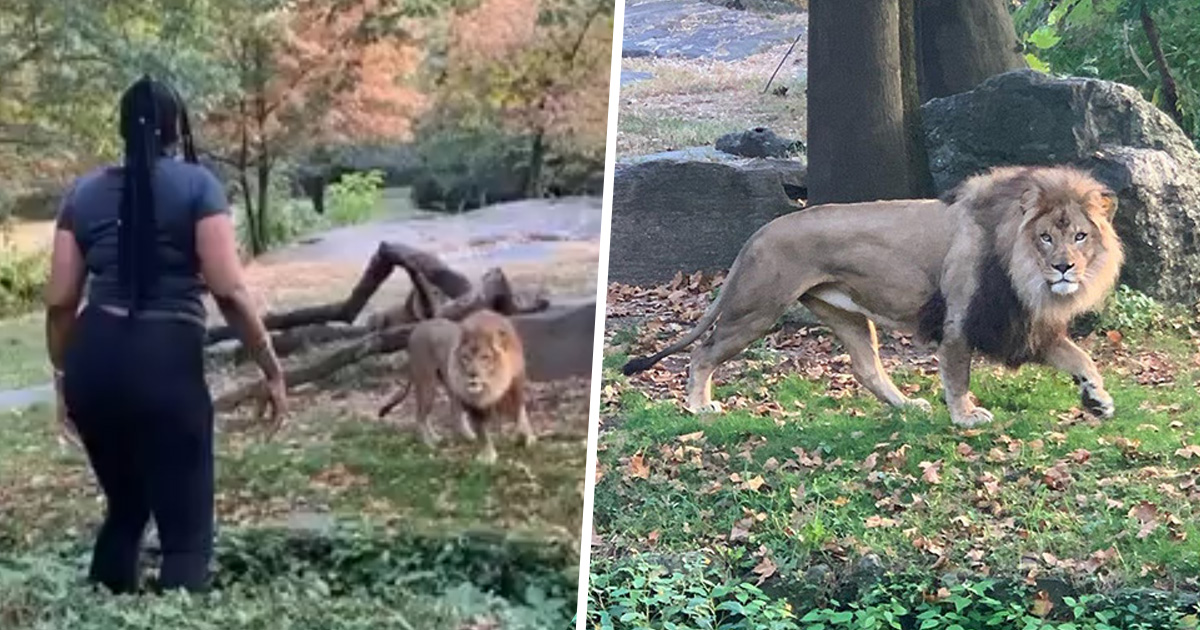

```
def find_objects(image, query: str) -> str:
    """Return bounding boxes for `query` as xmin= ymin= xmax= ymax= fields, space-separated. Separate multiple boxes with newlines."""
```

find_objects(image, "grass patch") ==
xmin=617 ymin=55 xmax=808 ymax=157
xmin=0 ymin=356 xmax=587 ymax=626
xmin=0 ymin=315 xmax=47 ymax=390
xmin=590 ymin=304 xmax=1200 ymax=627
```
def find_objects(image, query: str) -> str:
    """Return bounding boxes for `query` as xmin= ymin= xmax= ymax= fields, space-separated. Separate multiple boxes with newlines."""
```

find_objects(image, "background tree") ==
xmin=418 ymin=0 xmax=613 ymax=201
xmin=1015 ymin=0 xmax=1198 ymax=142
xmin=808 ymin=0 xmax=1026 ymax=204
xmin=200 ymin=0 xmax=425 ymax=254
xmin=806 ymin=0 xmax=911 ymax=205
xmin=915 ymin=0 xmax=1028 ymax=102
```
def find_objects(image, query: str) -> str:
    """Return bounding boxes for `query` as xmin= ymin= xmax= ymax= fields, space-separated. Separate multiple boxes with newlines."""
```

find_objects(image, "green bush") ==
xmin=327 ymin=170 xmax=385 ymax=226
xmin=0 ymin=525 xmax=577 ymax=630
xmin=1013 ymin=0 xmax=1200 ymax=144
xmin=233 ymin=174 xmax=326 ymax=254
xmin=1094 ymin=285 xmax=1168 ymax=334
xmin=411 ymin=125 xmax=531 ymax=213
xmin=587 ymin=558 xmax=1198 ymax=630
xmin=0 ymin=221 xmax=48 ymax=318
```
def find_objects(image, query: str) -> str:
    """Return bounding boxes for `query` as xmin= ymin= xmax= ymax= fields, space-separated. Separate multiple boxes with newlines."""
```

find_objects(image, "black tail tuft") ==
xmin=622 ymin=355 xmax=658 ymax=375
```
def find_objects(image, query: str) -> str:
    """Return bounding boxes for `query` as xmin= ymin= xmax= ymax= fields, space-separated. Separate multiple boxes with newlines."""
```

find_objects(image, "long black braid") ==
xmin=116 ymin=76 xmax=199 ymax=313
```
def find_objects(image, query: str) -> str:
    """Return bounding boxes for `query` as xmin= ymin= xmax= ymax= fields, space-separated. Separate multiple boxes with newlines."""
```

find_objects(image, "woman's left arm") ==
xmin=45 ymin=206 xmax=86 ymax=379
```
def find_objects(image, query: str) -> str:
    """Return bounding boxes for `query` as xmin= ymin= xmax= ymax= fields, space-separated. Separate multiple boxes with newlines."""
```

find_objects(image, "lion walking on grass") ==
xmin=624 ymin=165 xmax=1125 ymax=427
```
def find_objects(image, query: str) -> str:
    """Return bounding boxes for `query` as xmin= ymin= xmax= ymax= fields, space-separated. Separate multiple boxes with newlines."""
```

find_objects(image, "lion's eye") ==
xmin=1075 ymin=232 xmax=1087 ymax=242
xmin=1040 ymin=233 xmax=1052 ymax=244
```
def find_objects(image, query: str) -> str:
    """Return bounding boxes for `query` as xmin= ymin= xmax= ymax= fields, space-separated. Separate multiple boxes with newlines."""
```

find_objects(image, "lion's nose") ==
xmin=1052 ymin=263 xmax=1074 ymax=274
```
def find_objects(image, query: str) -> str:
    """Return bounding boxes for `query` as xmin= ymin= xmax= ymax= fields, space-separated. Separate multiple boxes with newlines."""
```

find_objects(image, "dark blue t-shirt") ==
xmin=57 ymin=158 xmax=230 ymax=326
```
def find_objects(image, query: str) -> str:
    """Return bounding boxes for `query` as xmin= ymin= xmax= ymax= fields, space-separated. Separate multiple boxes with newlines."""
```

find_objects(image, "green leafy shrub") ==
xmin=327 ymin=170 xmax=385 ymax=226
xmin=1013 ymin=0 xmax=1200 ymax=144
xmin=0 ymin=221 xmax=48 ymax=318
xmin=1094 ymin=285 xmax=1167 ymax=334
xmin=411 ymin=125 xmax=531 ymax=213
xmin=587 ymin=558 xmax=1199 ymax=630
xmin=0 ymin=525 xmax=577 ymax=630
xmin=233 ymin=175 xmax=325 ymax=254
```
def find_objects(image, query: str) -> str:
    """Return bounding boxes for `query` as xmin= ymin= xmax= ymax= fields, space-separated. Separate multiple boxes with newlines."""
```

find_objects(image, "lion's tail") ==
xmin=377 ymin=371 xmax=413 ymax=418
xmin=621 ymin=278 xmax=729 ymax=376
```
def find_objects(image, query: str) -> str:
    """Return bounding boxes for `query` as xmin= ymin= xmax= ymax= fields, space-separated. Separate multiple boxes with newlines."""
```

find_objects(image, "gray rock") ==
xmin=621 ymin=70 xmax=654 ymax=86
xmin=716 ymin=127 xmax=804 ymax=158
xmin=608 ymin=146 xmax=806 ymax=286
xmin=802 ymin=563 xmax=831 ymax=585
xmin=512 ymin=299 xmax=596 ymax=382
xmin=922 ymin=69 xmax=1200 ymax=304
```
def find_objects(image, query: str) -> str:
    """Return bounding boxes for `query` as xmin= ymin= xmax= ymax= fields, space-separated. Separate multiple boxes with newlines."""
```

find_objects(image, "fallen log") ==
xmin=206 ymin=241 xmax=473 ymax=345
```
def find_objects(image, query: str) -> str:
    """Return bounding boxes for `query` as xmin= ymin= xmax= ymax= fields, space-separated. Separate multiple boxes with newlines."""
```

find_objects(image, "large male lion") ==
xmin=623 ymin=166 xmax=1124 ymax=427
xmin=378 ymin=310 xmax=534 ymax=462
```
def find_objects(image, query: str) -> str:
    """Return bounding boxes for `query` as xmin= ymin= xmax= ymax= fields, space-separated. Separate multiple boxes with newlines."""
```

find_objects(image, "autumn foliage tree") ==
xmin=424 ymin=0 xmax=613 ymax=197
xmin=200 ymin=0 xmax=426 ymax=254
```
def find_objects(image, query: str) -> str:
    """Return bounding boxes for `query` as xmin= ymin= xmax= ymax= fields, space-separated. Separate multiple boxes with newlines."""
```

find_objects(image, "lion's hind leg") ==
xmin=802 ymin=297 xmax=932 ymax=413
xmin=687 ymin=305 xmax=788 ymax=414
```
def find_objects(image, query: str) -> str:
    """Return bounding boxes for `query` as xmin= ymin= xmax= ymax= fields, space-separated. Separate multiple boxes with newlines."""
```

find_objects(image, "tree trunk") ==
xmin=255 ymin=158 xmax=271 ymax=253
xmin=807 ymin=0 xmax=910 ymax=205
xmin=899 ymin=0 xmax=934 ymax=198
xmin=1139 ymin=4 xmax=1185 ymax=128
xmin=915 ymin=0 xmax=1027 ymax=102
xmin=526 ymin=130 xmax=546 ymax=199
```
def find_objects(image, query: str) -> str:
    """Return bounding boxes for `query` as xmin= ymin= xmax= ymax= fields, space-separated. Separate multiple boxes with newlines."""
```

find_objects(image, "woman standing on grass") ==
xmin=42 ymin=75 xmax=288 ymax=594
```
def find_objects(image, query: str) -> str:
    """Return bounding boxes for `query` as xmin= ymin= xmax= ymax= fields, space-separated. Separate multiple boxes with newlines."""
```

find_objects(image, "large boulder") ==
xmin=608 ymin=146 xmax=806 ymax=286
xmin=922 ymin=69 xmax=1200 ymax=304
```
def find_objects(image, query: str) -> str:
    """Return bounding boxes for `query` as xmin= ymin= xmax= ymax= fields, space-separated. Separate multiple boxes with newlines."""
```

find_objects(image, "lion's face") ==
xmin=1027 ymin=202 xmax=1105 ymax=296
xmin=451 ymin=312 xmax=522 ymax=403
xmin=1006 ymin=169 xmax=1123 ymax=317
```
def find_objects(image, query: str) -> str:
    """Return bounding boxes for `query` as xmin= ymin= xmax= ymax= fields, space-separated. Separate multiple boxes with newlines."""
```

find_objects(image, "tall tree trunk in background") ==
xmin=525 ymin=122 xmax=546 ymax=199
xmin=915 ymin=0 xmax=1026 ymax=102
xmin=899 ymin=0 xmax=934 ymax=198
xmin=807 ymin=0 xmax=910 ymax=205
xmin=1139 ymin=4 xmax=1185 ymax=128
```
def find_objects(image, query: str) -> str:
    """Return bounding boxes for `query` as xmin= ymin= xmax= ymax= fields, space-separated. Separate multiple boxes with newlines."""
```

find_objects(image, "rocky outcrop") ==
xmin=922 ymin=69 xmax=1200 ymax=304
xmin=608 ymin=146 xmax=806 ymax=286
xmin=716 ymin=127 xmax=804 ymax=158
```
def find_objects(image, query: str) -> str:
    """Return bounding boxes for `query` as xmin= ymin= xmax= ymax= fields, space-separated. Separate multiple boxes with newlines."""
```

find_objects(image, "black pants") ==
xmin=62 ymin=305 xmax=214 ymax=594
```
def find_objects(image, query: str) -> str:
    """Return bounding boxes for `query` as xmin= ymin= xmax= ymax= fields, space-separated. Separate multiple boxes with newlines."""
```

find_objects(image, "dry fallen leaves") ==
xmin=628 ymin=453 xmax=650 ymax=480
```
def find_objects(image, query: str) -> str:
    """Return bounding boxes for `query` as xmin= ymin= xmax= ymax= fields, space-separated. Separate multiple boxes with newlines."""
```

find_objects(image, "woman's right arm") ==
xmin=195 ymin=214 xmax=284 ymax=384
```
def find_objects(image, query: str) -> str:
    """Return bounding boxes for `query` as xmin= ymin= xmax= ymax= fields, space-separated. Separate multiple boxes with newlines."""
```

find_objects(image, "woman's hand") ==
xmin=54 ymin=372 xmax=82 ymax=449
xmin=255 ymin=374 xmax=289 ymax=440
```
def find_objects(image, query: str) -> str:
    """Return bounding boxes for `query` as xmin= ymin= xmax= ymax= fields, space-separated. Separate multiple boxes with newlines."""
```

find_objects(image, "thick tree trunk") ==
xmin=899 ymin=0 xmax=934 ymax=198
xmin=915 ymin=0 xmax=1026 ymax=102
xmin=807 ymin=0 xmax=911 ymax=205
xmin=1139 ymin=5 xmax=1185 ymax=128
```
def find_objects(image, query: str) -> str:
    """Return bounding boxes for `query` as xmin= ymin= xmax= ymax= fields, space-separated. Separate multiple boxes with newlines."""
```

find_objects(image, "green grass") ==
xmin=0 ymin=351 xmax=586 ymax=627
xmin=590 ymin=317 xmax=1200 ymax=627
xmin=0 ymin=315 xmax=47 ymax=390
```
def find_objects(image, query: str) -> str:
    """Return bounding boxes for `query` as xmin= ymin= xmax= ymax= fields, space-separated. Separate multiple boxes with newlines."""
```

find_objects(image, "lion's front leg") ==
xmin=1041 ymin=335 xmax=1114 ymax=418
xmin=937 ymin=336 xmax=994 ymax=428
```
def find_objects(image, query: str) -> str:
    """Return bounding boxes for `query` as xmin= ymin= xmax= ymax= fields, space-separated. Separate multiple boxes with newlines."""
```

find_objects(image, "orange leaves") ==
xmin=626 ymin=452 xmax=650 ymax=480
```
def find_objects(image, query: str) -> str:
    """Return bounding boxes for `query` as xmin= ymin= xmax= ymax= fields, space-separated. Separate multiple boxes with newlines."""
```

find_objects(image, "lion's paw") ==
xmin=1082 ymin=386 xmax=1115 ymax=419
xmin=686 ymin=400 xmax=724 ymax=415
xmin=420 ymin=429 xmax=442 ymax=449
xmin=903 ymin=398 xmax=933 ymax=414
xmin=951 ymin=407 xmax=994 ymax=428
xmin=521 ymin=432 xmax=538 ymax=448
xmin=476 ymin=447 xmax=499 ymax=465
